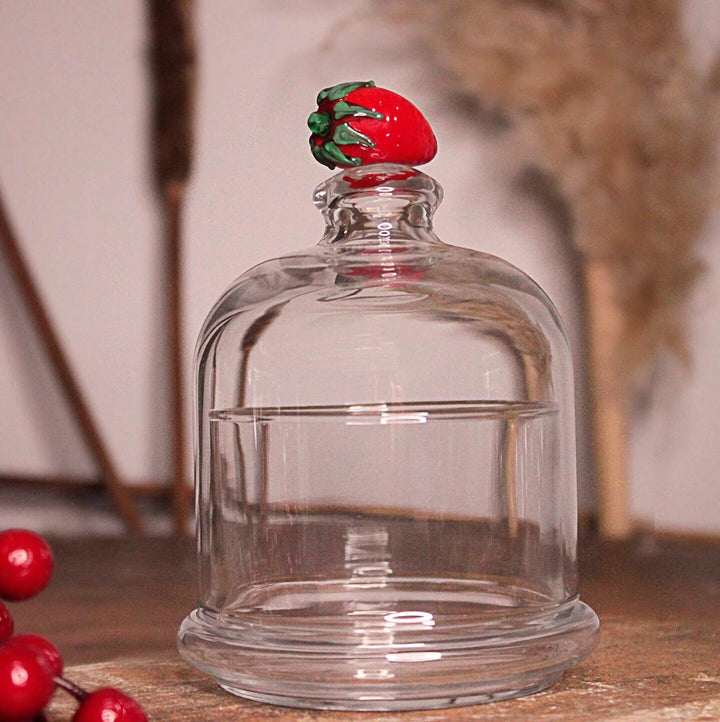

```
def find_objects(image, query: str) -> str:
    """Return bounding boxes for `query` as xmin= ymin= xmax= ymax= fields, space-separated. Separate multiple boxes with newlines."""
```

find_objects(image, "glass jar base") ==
xmin=178 ymin=584 xmax=598 ymax=711
xmin=218 ymin=675 xmax=561 ymax=711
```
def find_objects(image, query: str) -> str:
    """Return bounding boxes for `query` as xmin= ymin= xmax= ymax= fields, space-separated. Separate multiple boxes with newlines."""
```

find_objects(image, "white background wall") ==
xmin=1 ymin=0 xmax=719 ymax=535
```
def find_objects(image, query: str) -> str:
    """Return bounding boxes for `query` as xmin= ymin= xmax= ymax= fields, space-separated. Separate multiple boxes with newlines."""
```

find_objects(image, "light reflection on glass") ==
xmin=354 ymin=667 xmax=395 ymax=680
xmin=384 ymin=610 xmax=435 ymax=627
xmin=386 ymin=651 xmax=443 ymax=663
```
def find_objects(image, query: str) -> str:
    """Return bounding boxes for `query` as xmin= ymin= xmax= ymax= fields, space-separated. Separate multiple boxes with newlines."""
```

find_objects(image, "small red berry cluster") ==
xmin=0 ymin=529 xmax=147 ymax=722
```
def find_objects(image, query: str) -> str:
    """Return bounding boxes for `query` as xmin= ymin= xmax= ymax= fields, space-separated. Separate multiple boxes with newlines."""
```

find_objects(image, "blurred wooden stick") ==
xmin=147 ymin=0 xmax=196 ymax=533
xmin=0 ymin=184 xmax=142 ymax=532
xmin=504 ymin=417 xmax=519 ymax=538
xmin=584 ymin=259 xmax=632 ymax=539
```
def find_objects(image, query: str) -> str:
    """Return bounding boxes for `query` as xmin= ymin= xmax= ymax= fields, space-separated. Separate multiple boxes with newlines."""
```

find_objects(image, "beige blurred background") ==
xmin=1 ymin=0 xmax=719 ymax=535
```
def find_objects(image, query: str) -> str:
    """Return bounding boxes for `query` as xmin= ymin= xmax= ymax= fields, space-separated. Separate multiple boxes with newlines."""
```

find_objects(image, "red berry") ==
xmin=0 ymin=529 xmax=54 ymax=601
xmin=0 ymin=645 xmax=55 ymax=721
xmin=309 ymin=81 xmax=437 ymax=169
xmin=73 ymin=688 xmax=147 ymax=722
xmin=0 ymin=600 xmax=13 ymax=642
xmin=7 ymin=634 xmax=63 ymax=676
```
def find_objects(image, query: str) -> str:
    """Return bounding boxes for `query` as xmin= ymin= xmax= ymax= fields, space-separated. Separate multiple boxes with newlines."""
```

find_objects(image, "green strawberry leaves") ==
xmin=316 ymin=81 xmax=375 ymax=104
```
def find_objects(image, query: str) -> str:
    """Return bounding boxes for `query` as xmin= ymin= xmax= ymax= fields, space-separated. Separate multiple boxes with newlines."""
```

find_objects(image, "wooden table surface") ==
xmin=10 ymin=534 xmax=720 ymax=721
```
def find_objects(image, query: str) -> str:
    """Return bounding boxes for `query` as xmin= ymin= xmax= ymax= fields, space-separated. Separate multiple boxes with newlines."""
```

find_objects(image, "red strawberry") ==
xmin=308 ymin=81 xmax=437 ymax=169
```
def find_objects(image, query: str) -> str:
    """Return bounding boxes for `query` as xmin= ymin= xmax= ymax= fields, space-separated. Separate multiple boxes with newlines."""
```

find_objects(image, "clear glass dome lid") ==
xmin=179 ymin=83 xmax=598 ymax=711
xmin=199 ymin=163 xmax=561 ymax=410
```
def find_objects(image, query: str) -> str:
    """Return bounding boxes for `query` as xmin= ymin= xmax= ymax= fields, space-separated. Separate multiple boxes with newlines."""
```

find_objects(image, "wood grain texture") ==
xmin=10 ymin=536 xmax=719 ymax=720
xmin=43 ymin=618 xmax=720 ymax=722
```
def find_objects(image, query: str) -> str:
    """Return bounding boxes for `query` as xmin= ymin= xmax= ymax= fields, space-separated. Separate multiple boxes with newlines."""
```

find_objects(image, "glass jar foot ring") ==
xmin=178 ymin=592 xmax=598 ymax=711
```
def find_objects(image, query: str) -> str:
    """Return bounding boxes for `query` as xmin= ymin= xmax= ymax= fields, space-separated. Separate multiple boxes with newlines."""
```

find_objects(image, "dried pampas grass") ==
xmin=381 ymin=0 xmax=720 ymax=384
xmin=372 ymin=0 xmax=720 ymax=537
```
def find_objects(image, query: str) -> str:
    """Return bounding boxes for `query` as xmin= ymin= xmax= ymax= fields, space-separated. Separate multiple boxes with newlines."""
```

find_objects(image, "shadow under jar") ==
xmin=178 ymin=164 xmax=598 ymax=711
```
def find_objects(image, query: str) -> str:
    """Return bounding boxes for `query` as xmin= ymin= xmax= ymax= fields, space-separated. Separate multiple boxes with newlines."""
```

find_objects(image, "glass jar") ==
xmin=178 ymin=163 xmax=598 ymax=710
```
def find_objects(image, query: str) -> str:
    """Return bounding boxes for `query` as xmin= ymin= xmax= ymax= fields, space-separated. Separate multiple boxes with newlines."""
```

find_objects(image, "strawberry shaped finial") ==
xmin=308 ymin=81 xmax=437 ymax=169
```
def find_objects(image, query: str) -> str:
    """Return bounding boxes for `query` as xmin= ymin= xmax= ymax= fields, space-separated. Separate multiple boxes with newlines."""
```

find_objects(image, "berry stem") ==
xmin=54 ymin=675 xmax=88 ymax=701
